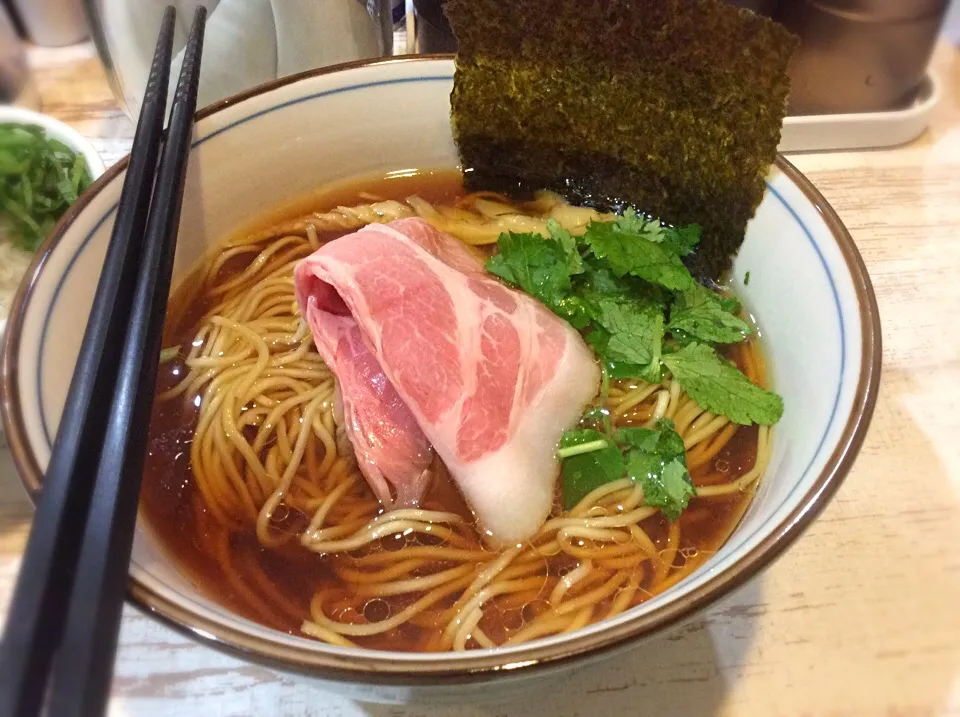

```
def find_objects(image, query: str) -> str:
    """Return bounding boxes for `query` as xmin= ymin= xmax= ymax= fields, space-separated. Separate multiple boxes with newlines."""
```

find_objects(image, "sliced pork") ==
xmin=295 ymin=218 xmax=600 ymax=544
xmin=315 ymin=316 xmax=433 ymax=507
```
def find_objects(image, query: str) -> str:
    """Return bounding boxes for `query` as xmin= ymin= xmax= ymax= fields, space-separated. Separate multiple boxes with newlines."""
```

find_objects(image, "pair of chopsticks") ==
xmin=0 ymin=7 xmax=206 ymax=716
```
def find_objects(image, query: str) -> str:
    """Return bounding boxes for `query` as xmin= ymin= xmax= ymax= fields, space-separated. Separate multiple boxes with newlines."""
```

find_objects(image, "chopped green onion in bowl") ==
xmin=0 ymin=122 xmax=93 ymax=252
xmin=0 ymin=112 xmax=102 ymax=348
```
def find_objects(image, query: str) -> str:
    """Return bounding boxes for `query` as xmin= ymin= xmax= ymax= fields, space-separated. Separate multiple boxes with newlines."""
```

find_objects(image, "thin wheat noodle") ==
xmin=301 ymin=621 xmax=359 ymax=648
xmin=336 ymin=558 xmax=427 ymax=584
xmin=354 ymin=563 xmax=475 ymax=598
xmin=611 ymin=383 xmax=659 ymax=417
xmin=152 ymin=194 xmax=776 ymax=652
xmin=684 ymin=415 xmax=730 ymax=450
xmin=549 ymin=559 xmax=593 ymax=605
xmin=664 ymin=380 xmax=683 ymax=419
xmin=307 ymin=574 xmax=475 ymax=637
xmin=607 ymin=575 xmax=641 ymax=619
xmin=446 ymin=576 xmax=546 ymax=650
xmin=562 ymin=606 xmax=595 ymax=634
xmin=687 ymin=423 xmax=739 ymax=470
xmin=629 ymin=524 xmax=658 ymax=557
xmin=644 ymin=390 xmax=671 ymax=428
xmin=696 ymin=426 xmax=772 ymax=497
xmin=652 ymin=521 xmax=682 ymax=588
xmin=505 ymin=614 xmax=581 ymax=644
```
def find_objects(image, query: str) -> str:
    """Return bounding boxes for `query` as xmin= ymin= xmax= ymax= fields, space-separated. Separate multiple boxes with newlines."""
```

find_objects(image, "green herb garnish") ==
xmin=582 ymin=219 xmax=695 ymax=292
xmin=487 ymin=212 xmax=783 ymax=518
xmin=558 ymin=429 xmax=625 ymax=509
xmin=485 ymin=220 xmax=590 ymax=327
xmin=487 ymin=214 xmax=780 ymax=422
xmin=668 ymin=284 xmax=752 ymax=345
xmin=620 ymin=421 xmax=695 ymax=521
xmin=559 ymin=421 xmax=695 ymax=519
xmin=586 ymin=296 xmax=664 ymax=384
xmin=662 ymin=343 xmax=783 ymax=426
xmin=0 ymin=124 xmax=92 ymax=251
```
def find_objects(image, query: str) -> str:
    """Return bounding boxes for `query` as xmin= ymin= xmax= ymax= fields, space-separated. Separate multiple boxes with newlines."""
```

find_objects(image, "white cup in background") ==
xmin=0 ymin=4 xmax=39 ymax=108
xmin=10 ymin=0 xmax=89 ymax=47
xmin=86 ymin=0 xmax=392 ymax=119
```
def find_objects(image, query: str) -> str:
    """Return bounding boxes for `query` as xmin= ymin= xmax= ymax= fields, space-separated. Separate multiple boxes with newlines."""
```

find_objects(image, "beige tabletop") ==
xmin=2 ymin=40 xmax=960 ymax=717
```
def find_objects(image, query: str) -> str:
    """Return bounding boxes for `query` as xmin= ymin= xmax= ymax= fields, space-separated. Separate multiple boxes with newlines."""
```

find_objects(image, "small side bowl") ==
xmin=0 ymin=57 xmax=881 ymax=704
xmin=0 ymin=106 xmax=105 ymax=441
xmin=0 ymin=106 xmax=106 ymax=182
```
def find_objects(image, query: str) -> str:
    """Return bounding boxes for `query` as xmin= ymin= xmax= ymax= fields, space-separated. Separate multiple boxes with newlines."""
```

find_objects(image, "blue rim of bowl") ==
xmin=0 ymin=55 xmax=882 ymax=686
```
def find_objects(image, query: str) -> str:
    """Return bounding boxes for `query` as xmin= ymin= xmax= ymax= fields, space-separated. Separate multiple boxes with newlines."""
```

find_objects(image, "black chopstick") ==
xmin=46 ymin=11 xmax=207 ymax=716
xmin=0 ymin=7 xmax=205 ymax=716
xmin=0 ymin=9 xmax=176 ymax=716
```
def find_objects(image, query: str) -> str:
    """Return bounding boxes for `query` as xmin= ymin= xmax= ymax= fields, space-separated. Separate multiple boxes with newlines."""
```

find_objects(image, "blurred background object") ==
xmin=76 ymin=0 xmax=958 ymax=121
xmin=779 ymin=0 xmax=950 ymax=114
xmin=945 ymin=0 xmax=960 ymax=43
xmin=728 ymin=0 xmax=779 ymax=15
xmin=83 ymin=0 xmax=393 ymax=118
xmin=413 ymin=0 xmax=454 ymax=53
xmin=414 ymin=1 xmax=784 ymax=54
xmin=410 ymin=0 xmax=952 ymax=119
xmin=0 ymin=2 xmax=39 ymax=108
xmin=9 ymin=0 xmax=89 ymax=46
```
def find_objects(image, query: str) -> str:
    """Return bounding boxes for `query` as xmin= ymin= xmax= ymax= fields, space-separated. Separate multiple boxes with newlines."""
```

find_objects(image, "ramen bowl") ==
xmin=1 ymin=57 xmax=880 ymax=703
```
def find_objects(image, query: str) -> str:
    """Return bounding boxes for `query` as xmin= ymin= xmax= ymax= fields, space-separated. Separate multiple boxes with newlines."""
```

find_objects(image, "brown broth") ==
xmin=139 ymin=169 xmax=763 ymax=650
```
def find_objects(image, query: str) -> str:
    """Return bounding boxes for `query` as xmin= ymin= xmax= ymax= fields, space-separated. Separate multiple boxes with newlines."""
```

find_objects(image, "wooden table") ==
xmin=2 ymin=40 xmax=960 ymax=717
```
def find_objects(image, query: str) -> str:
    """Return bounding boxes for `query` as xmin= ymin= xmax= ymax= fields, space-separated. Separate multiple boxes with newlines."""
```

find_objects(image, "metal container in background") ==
xmin=944 ymin=0 xmax=960 ymax=44
xmin=412 ymin=0 xmax=784 ymax=54
xmin=0 ymin=3 xmax=39 ymax=108
xmin=413 ymin=0 xmax=455 ymax=53
xmin=83 ymin=0 xmax=393 ymax=119
xmin=778 ymin=0 xmax=950 ymax=115
xmin=10 ymin=0 xmax=89 ymax=47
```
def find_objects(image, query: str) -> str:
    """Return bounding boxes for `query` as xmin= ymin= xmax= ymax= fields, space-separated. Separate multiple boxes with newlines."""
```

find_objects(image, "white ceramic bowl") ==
xmin=0 ymin=106 xmax=104 ymax=446
xmin=0 ymin=57 xmax=880 ymax=703
xmin=0 ymin=105 xmax=106 ymax=192
xmin=0 ymin=106 xmax=105 ymax=335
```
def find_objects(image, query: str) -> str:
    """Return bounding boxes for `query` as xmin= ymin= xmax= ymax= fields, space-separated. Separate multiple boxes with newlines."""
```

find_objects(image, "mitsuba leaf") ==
xmin=662 ymin=343 xmax=783 ymax=425
xmin=560 ymin=430 xmax=626 ymax=509
xmin=668 ymin=283 xmax=752 ymax=344
xmin=486 ymin=231 xmax=571 ymax=301
xmin=560 ymin=419 xmax=696 ymax=519
xmin=577 ymin=258 xmax=668 ymax=309
xmin=582 ymin=220 xmax=695 ymax=291
xmin=622 ymin=420 xmax=694 ymax=520
xmin=662 ymin=224 xmax=701 ymax=257
xmin=595 ymin=298 xmax=662 ymax=360
xmin=546 ymin=218 xmax=584 ymax=275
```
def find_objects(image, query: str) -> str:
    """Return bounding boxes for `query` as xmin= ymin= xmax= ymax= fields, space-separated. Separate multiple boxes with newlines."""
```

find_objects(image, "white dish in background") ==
xmin=0 ymin=106 xmax=105 ymax=339
xmin=780 ymin=72 xmax=941 ymax=153
xmin=0 ymin=107 xmax=103 ymax=445
xmin=1 ymin=57 xmax=880 ymax=704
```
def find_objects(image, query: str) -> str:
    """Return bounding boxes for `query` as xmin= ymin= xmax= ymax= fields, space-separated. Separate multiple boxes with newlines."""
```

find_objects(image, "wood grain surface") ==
xmin=1 ymin=41 xmax=958 ymax=717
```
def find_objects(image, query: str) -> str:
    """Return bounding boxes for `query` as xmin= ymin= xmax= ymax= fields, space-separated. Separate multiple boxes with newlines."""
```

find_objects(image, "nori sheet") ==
xmin=445 ymin=0 xmax=799 ymax=280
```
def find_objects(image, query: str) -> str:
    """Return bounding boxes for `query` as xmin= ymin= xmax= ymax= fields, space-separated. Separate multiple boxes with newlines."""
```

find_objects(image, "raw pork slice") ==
xmin=294 ymin=265 xmax=433 ymax=507
xmin=320 ymin=316 xmax=433 ymax=507
xmin=295 ymin=218 xmax=600 ymax=544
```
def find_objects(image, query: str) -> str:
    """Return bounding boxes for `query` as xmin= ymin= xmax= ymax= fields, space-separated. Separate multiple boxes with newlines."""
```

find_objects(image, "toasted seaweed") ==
xmin=445 ymin=0 xmax=799 ymax=280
